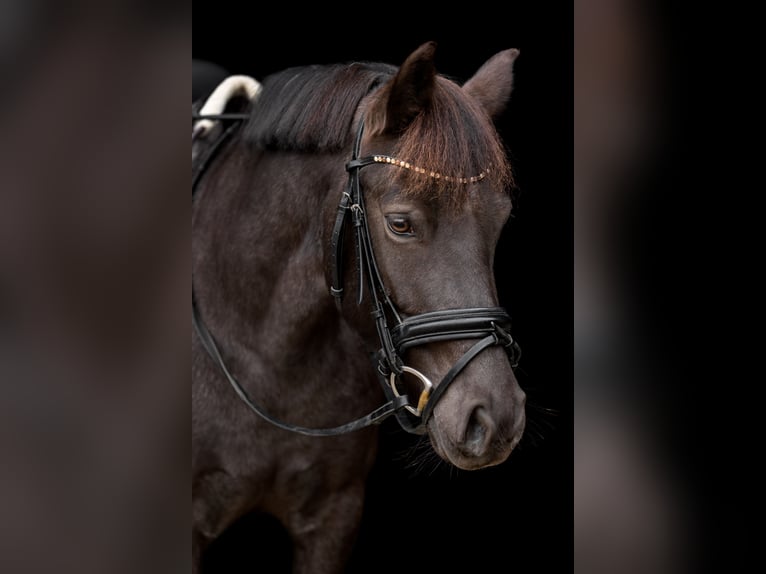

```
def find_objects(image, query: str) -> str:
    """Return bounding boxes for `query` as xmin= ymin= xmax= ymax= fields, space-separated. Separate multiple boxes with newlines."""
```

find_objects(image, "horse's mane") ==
xmin=244 ymin=62 xmax=393 ymax=152
xmin=244 ymin=61 xmax=513 ymax=205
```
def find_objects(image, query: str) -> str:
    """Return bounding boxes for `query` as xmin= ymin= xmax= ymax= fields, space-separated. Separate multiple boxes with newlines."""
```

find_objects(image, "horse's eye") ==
xmin=386 ymin=215 xmax=414 ymax=236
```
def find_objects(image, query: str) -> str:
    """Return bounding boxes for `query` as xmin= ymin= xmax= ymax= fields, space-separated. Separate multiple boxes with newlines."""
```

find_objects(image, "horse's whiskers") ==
xmin=517 ymin=399 xmax=560 ymax=451
xmin=397 ymin=435 xmax=445 ymax=478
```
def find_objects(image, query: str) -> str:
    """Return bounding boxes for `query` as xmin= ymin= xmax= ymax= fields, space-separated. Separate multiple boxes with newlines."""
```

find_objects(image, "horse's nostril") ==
xmin=464 ymin=406 xmax=494 ymax=454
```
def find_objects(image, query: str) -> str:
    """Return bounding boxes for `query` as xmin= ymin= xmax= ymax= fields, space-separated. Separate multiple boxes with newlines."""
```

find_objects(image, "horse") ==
xmin=192 ymin=41 xmax=526 ymax=574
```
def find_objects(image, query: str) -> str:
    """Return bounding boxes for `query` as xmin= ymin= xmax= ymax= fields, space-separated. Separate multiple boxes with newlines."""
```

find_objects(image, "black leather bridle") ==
xmin=192 ymin=112 xmax=521 ymax=437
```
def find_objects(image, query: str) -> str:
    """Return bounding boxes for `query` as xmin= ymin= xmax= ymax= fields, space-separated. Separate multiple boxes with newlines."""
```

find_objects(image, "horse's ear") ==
xmin=463 ymin=48 xmax=520 ymax=120
xmin=367 ymin=41 xmax=438 ymax=135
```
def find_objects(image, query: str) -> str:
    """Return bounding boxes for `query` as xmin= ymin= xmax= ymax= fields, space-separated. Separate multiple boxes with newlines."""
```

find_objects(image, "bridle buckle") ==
xmin=492 ymin=322 xmax=522 ymax=368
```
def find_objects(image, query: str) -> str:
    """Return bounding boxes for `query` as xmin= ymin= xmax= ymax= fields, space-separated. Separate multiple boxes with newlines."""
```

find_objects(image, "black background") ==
xmin=193 ymin=4 xmax=572 ymax=572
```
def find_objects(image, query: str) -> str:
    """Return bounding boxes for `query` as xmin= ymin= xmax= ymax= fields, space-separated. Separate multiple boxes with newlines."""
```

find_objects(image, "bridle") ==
xmin=192 ymin=112 xmax=521 ymax=437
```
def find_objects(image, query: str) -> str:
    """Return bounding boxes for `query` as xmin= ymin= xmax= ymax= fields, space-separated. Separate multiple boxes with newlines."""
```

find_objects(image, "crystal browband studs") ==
xmin=372 ymin=155 xmax=489 ymax=184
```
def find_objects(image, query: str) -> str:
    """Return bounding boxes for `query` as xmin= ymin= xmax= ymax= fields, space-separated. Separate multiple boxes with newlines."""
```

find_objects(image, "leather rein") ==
xmin=192 ymin=113 xmax=521 ymax=437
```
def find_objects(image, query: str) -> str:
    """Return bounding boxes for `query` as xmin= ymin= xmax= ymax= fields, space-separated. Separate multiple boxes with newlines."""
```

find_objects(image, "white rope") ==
xmin=193 ymin=75 xmax=262 ymax=137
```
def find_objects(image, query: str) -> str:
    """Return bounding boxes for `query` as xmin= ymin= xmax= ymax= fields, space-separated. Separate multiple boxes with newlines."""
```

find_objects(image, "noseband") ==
xmin=192 ymin=113 xmax=521 ymax=436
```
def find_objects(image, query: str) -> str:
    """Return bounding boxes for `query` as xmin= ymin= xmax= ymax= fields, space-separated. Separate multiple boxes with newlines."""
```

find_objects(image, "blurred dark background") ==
xmin=193 ymin=3 xmax=572 ymax=573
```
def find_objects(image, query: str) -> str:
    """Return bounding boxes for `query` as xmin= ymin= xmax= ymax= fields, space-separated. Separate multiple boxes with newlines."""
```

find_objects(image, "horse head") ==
xmin=335 ymin=42 xmax=526 ymax=470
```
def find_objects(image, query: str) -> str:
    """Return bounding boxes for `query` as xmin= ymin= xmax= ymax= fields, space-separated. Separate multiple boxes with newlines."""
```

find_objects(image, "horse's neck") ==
xmin=193 ymin=146 xmax=350 ymax=370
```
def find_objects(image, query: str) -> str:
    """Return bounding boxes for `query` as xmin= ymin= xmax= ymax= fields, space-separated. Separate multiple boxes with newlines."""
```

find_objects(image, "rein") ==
xmin=192 ymin=113 xmax=521 ymax=437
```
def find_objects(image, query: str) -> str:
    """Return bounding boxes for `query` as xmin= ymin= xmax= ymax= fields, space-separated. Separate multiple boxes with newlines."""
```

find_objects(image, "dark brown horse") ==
xmin=192 ymin=42 xmax=526 ymax=574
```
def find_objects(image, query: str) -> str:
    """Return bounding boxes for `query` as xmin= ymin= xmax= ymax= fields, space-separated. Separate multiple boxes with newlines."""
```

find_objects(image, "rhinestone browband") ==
xmin=371 ymin=155 xmax=489 ymax=184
